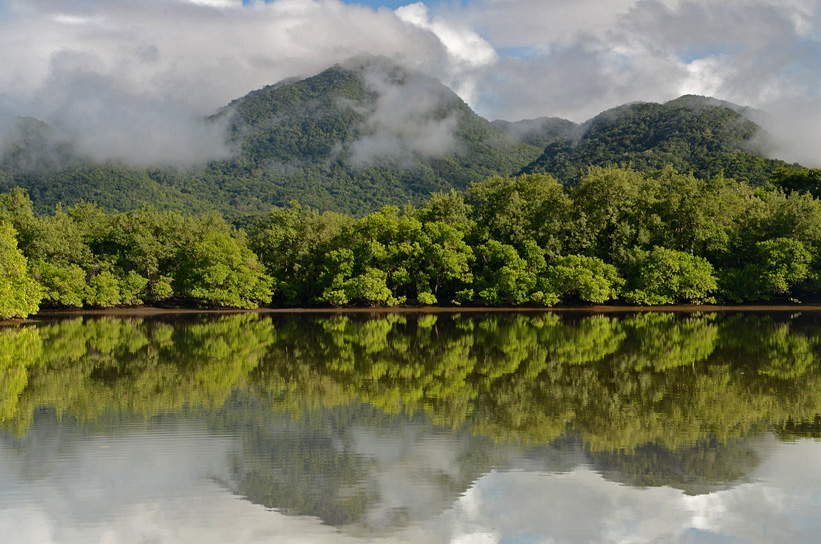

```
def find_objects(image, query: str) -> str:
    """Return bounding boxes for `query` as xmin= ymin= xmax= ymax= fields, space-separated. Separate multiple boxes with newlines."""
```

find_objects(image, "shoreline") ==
xmin=24 ymin=303 xmax=821 ymax=319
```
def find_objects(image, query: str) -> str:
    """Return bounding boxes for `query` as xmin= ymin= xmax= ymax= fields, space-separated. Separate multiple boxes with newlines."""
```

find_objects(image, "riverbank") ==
xmin=27 ymin=302 xmax=821 ymax=319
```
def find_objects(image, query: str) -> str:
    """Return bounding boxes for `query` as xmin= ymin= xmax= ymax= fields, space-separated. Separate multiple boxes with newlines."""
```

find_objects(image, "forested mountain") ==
xmin=0 ymin=58 xmax=803 ymax=218
xmin=0 ymin=57 xmax=542 ymax=216
xmin=491 ymin=116 xmax=578 ymax=150
xmin=520 ymin=95 xmax=787 ymax=185
xmin=202 ymin=56 xmax=543 ymax=214
xmin=0 ymin=117 xmax=218 ymax=214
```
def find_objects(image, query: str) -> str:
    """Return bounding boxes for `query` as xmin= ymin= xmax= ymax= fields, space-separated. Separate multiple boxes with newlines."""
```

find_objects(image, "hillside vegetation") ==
xmin=520 ymin=96 xmax=786 ymax=185
xmin=0 ymin=58 xmax=804 ymax=219
xmin=1 ymin=57 xmax=542 ymax=217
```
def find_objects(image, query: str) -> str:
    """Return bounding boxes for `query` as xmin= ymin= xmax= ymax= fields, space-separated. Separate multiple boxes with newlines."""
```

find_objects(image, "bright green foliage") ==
xmin=85 ymin=269 xmax=124 ymax=307
xmin=754 ymin=238 xmax=813 ymax=296
xmin=317 ymin=248 xmax=357 ymax=306
xmin=31 ymin=261 xmax=87 ymax=307
xmin=0 ymin=221 xmax=42 ymax=318
xmin=415 ymin=221 xmax=474 ymax=303
xmin=345 ymin=267 xmax=394 ymax=305
xmin=175 ymin=216 xmax=273 ymax=308
xmin=548 ymin=254 xmax=624 ymax=303
xmin=80 ymin=268 xmax=148 ymax=308
xmin=310 ymin=205 xmax=475 ymax=306
xmin=99 ymin=208 xmax=188 ymax=302
xmin=624 ymin=246 xmax=718 ymax=305
xmin=473 ymin=240 xmax=545 ymax=305
xmin=416 ymin=189 xmax=474 ymax=232
xmin=5 ymin=157 xmax=821 ymax=310
xmin=468 ymin=173 xmax=568 ymax=255
xmin=250 ymin=203 xmax=352 ymax=305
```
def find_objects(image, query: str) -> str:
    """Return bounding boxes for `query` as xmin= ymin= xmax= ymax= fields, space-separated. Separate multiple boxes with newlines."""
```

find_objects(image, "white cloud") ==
xmin=396 ymin=2 xmax=497 ymax=105
xmin=0 ymin=0 xmax=818 ymax=165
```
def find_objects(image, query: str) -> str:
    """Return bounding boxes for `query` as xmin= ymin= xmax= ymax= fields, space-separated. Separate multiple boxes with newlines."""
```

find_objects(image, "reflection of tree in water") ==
xmin=774 ymin=415 xmax=821 ymax=440
xmin=3 ymin=311 xmax=821 ymax=528
xmin=1 ymin=314 xmax=274 ymax=435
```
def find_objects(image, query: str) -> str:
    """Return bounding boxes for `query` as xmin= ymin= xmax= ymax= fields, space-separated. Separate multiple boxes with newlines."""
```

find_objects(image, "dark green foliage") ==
xmin=491 ymin=116 xmax=578 ymax=149
xmin=207 ymin=57 xmax=542 ymax=215
xmin=771 ymin=166 xmax=821 ymax=198
xmin=467 ymin=173 xmax=568 ymax=255
xmin=0 ymin=59 xmax=543 ymax=218
xmin=3 ymin=58 xmax=802 ymax=222
xmin=721 ymin=238 xmax=814 ymax=302
xmin=522 ymin=96 xmax=790 ymax=186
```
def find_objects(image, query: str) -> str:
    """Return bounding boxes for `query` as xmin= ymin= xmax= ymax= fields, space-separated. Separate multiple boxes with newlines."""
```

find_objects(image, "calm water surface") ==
xmin=2 ymin=311 xmax=821 ymax=543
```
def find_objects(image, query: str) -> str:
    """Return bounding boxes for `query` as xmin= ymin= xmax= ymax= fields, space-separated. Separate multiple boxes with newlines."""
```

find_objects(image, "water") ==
xmin=2 ymin=311 xmax=821 ymax=543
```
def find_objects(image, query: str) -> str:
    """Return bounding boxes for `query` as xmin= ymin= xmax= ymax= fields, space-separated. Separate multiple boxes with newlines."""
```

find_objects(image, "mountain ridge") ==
xmin=0 ymin=59 xmax=802 ymax=217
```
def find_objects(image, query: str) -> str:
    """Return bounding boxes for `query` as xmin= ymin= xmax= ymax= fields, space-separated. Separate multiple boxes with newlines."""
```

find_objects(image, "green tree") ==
xmin=547 ymin=254 xmax=624 ymax=304
xmin=772 ymin=167 xmax=821 ymax=198
xmin=175 ymin=215 xmax=273 ymax=308
xmin=567 ymin=167 xmax=660 ymax=262
xmin=722 ymin=237 xmax=814 ymax=302
xmin=468 ymin=173 xmax=568 ymax=256
xmin=0 ymin=221 xmax=43 ymax=318
xmin=624 ymin=246 xmax=717 ymax=305
xmin=473 ymin=240 xmax=549 ymax=305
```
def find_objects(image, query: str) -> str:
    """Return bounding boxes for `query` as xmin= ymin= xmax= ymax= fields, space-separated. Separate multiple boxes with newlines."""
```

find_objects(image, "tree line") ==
xmin=1 ymin=164 xmax=820 ymax=318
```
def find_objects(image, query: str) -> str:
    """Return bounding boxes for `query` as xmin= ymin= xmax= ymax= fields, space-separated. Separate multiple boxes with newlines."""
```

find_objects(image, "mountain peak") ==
xmin=521 ymin=95 xmax=785 ymax=185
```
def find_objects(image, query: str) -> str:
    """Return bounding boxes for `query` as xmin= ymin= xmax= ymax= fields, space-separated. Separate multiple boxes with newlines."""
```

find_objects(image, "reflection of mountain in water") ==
xmin=3 ymin=311 xmax=821 ymax=529
xmin=217 ymin=398 xmax=512 ymax=531
xmin=587 ymin=437 xmax=759 ymax=496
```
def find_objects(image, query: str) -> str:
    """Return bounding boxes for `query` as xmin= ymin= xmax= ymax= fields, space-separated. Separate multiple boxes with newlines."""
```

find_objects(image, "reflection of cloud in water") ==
xmin=2 ymin=418 xmax=821 ymax=543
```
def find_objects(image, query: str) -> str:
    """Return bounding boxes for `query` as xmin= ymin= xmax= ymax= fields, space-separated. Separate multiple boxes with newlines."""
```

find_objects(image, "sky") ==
xmin=0 ymin=0 xmax=818 ymax=165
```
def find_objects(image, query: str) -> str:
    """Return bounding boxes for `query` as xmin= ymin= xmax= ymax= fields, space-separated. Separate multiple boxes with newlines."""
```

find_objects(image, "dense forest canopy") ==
xmin=2 ymin=162 xmax=821 ymax=316
xmin=0 ymin=57 xmax=543 ymax=217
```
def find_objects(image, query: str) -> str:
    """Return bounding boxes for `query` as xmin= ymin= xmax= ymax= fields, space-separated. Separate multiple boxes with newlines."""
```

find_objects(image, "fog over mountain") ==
xmin=0 ymin=0 xmax=817 ymax=167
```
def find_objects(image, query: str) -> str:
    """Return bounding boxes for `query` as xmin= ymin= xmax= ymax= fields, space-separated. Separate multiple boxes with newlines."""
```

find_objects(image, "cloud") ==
xmin=0 ymin=0 xmax=451 ymax=165
xmin=0 ymin=0 xmax=818 ymax=166
xmin=396 ymin=2 xmax=497 ymax=104
xmin=347 ymin=57 xmax=462 ymax=166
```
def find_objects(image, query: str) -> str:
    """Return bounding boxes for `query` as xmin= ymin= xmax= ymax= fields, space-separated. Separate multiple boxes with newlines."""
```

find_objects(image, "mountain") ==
xmin=0 ymin=117 xmax=217 ymax=214
xmin=200 ymin=55 xmax=542 ymax=214
xmin=0 ymin=61 xmax=803 ymax=218
xmin=520 ymin=95 xmax=788 ymax=185
xmin=492 ymin=116 xmax=578 ymax=150
xmin=1 ymin=57 xmax=542 ymax=216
